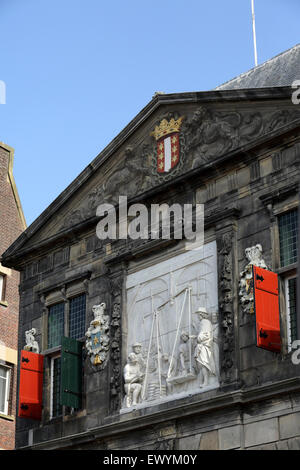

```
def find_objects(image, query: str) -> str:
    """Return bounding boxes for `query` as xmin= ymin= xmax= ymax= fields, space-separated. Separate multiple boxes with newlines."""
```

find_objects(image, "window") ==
xmin=278 ymin=209 xmax=298 ymax=267
xmin=69 ymin=294 xmax=86 ymax=340
xmin=278 ymin=209 xmax=298 ymax=352
xmin=286 ymin=276 xmax=298 ymax=351
xmin=0 ymin=274 xmax=6 ymax=302
xmin=46 ymin=293 xmax=86 ymax=418
xmin=0 ymin=365 xmax=10 ymax=415
xmin=47 ymin=294 xmax=86 ymax=349
xmin=50 ymin=356 xmax=62 ymax=419
xmin=48 ymin=302 xmax=65 ymax=349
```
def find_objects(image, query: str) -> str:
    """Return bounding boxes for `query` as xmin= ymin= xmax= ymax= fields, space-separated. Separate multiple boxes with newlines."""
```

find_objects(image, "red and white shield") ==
xmin=157 ymin=132 xmax=180 ymax=173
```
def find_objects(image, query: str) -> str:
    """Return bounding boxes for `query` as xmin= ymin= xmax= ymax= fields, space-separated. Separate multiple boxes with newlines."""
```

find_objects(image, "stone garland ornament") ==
xmin=109 ymin=274 xmax=123 ymax=414
xmin=85 ymin=303 xmax=110 ymax=367
xmin=239 ymin=244 xmax=268 ymax=315
xmin=218 ymin=232 xmax=235 ymax=379
xmin=24 ymin=328 xmax=40 ymax=354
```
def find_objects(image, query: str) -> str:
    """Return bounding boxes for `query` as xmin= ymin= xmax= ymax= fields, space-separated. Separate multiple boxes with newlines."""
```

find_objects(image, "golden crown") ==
xmin=150 ymin=116 xmax=184 ymax=141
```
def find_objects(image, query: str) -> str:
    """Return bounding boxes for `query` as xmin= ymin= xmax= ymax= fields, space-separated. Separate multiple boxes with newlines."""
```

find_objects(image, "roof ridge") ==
xmin=215 ymin=43 xmax=300 ymax=90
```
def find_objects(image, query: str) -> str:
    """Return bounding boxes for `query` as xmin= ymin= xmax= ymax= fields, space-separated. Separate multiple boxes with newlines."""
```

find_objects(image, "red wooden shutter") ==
xmin=253 ymin=265 xmax=281 ymax=352
xmin=18 ymin=350 xmax=44 ymax=420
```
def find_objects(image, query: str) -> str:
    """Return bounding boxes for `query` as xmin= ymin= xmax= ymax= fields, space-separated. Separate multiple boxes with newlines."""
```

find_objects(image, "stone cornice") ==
xmin=259 ymin=182 xmax=299 ymax=206
xmin=19 ymin=376 xmax=300 ymax=450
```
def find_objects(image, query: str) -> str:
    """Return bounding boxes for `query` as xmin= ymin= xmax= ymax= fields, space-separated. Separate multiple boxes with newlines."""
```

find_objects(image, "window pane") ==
xmin=279 ymin=210 xmax=298 ymax=267
xmin=69 ymin=294 xmax=86 ymax=340
xmin=0 ymin=366 xmax=8 ymax=413
xmin=48 ymin=303 xmax=65 ymax=349
xmin=288 ymin=277 xmax=298 ymax=344
xmin=52 ymin=357 xmax=62 ymax=418
xmin=0 ymin=274 xmax=5 ymax=300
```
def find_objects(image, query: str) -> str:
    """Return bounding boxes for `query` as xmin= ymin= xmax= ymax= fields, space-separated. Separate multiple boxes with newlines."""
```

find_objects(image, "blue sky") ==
xmin=0 ymin=0 xmax=299 ymax=226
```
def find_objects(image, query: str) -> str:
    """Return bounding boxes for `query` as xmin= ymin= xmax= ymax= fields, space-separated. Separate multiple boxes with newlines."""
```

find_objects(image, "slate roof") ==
xmin=215 ymin=44 xmax=300 ymax=90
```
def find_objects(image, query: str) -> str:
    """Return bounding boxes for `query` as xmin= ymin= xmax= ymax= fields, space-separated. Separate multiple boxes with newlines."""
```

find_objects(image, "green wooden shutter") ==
xmin=61 ymin=336 xmax=83 ymax=409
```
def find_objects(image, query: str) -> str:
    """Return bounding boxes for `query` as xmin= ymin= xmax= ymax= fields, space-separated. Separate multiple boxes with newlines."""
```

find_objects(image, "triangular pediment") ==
xmin=2 ymin=87 xmax=300 ymax=265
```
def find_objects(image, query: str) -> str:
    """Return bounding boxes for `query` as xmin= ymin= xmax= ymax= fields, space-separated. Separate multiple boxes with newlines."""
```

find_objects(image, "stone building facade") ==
xmin=0 ymin=143 xmax=26 ymax=450
xmin=1 ymin=45 xmax=300 ymax=450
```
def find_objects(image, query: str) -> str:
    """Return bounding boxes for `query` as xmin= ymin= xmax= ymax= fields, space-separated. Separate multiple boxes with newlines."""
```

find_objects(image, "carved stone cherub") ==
xmin=24 ymin=328 xmax=39 ymax=354
xmin=239 ymin=244 xmax=268 ymax=314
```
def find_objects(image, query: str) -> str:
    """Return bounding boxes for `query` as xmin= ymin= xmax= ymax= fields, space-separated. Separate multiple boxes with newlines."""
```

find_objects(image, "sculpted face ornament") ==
xmin=85 ymin=303 xmax=110 ymax=367
xmin=150 ymin=115 xmax=184 ymax=176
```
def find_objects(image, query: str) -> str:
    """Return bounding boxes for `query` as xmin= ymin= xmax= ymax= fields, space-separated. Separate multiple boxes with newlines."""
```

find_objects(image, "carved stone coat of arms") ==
xmin=85 ymin=303 xmax=110 ymax=367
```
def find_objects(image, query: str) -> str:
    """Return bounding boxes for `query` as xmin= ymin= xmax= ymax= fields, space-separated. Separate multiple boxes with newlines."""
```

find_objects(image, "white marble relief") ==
xmin=24 ymin=328 xmax=40 ymax=354
xmin=123 ymin=241 xmax=219 ymax=411
xmin=239 ymin=244 xmax=268 ymax=315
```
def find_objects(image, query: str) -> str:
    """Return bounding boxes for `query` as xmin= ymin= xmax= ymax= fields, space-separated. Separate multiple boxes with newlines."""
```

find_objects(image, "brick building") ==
xmin=0 ymin=143 xmax=26 ymax=449
xmin=1 ymin=45 xmax=300 ymax=450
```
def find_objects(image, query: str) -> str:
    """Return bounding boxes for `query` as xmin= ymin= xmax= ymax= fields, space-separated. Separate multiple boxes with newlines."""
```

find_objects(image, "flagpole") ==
xmin=251 ymin=0 xmax=258 ymax=66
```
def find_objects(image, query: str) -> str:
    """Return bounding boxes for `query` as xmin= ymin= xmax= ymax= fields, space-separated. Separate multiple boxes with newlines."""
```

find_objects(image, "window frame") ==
xmin=49 ymin=354 xmax=62 ymax=420
xmin=0 ymin=364 xmax=11 ymax=416
xmin=47 ymin=301 xmax=65 ymax=350
xmin=44 ymin=292 xmax=87 ymax=353
xmin=273 ymin=205 xmax=298 ymax=354
xmin=0 ymin=272 xmax=7 ymax=303
xmin=285 ymin=274 xmax=298 ymax=352
xmin=43 ymin=290 xmax=87 ymax=421
xmin=278 ymin=209 xmax=298 ymax=269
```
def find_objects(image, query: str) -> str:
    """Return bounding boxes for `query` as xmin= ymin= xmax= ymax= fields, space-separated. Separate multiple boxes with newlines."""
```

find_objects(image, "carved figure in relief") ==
xmin=24 ymin=328 xmax=39 ymax=354
xmin=194 ymin=308 xmax=216 ymax=387
xmin=131 ymin=343 xmax=146 ymax=373
xmin=184 ymin=107 xmax=240 ymax=166
xmin=183 ymin=107 xmax=263 ymax=169
xmin=178 ymin=331 xmax=196 ymax=376
xmin=104 ymin=146 xmax=151 ymax=203
xmin=124 ymin=352 xmax=145 ymax=407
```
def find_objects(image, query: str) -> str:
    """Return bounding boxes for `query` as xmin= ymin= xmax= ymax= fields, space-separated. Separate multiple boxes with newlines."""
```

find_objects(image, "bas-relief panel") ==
xmin=123 ymin=241 xmax=219 ymax=411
